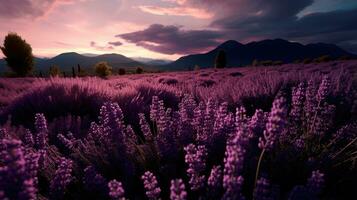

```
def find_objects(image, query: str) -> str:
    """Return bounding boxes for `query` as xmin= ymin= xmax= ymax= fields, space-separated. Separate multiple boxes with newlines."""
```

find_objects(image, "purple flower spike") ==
xmin=141 ymin=171 xmax=161 ymax=200
xmin=258 ymin=97 xmax=287 ymax=151
xmin=34 ymin=113 xmax=48 ymax=149
xmin=170 ymin=179 xmax=187 ymax=200
xmin=184 ymin=144 xmax=207 ymax=191
xmin=208 ymin=165 xmax=223 ymax=190
xmin=108 ymin=179 xmax=125 ymax=200
xmin=50 ymin=158 xmax=73 ymax=198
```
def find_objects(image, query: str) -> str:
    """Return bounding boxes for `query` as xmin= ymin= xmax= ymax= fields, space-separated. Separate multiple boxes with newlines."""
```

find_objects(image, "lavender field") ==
xmin=0 ymin=61 xmax=356 ymax=200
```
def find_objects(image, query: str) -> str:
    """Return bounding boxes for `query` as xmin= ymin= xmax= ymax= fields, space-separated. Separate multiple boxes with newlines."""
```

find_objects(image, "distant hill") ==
xmin=164 ymin=39 xmax=356 ymax=70
xmin=131 ymin=57 xmax=172 ymax=66
xmin=0 ymin=52 xmax=146 ymax=73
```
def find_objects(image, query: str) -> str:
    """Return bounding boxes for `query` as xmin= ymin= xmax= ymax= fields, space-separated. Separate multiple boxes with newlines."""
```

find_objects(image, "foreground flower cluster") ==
xmin=0 ymin=74 xmax=356 ymax=199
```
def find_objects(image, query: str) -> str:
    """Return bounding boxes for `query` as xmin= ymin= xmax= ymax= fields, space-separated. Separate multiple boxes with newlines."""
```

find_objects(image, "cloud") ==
xmin=108 ymin=41 xmax=123 ymax=46
xmin=0 ymin=0 xmax=74 ymax=19
xmin=138 ymin=5 xmax=213 ymax=19
xmin=132 ymin=0 xmax=357 ymax=54
xmin=90 ymin=41 xmax=114 ymax=51
xmin=117 ymin=24 xmax=223 ymax=55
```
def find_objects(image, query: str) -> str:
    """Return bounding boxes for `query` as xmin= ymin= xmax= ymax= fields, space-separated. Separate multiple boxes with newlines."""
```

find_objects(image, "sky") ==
xmin=0 ymin=0 xmax=357 ymax=60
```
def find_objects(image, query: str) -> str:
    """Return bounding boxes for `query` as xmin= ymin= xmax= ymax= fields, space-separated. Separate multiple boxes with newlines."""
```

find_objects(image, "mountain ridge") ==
xmin=1 ymin=39 xmax=356 ymax=73
xmin=163 ymin=38 xmax=356 ymax=70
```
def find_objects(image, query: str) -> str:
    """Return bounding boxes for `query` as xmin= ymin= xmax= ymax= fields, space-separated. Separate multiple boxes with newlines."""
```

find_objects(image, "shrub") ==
xmin=49 ymin=65 xmax=61 ymax=77
xmin=260 ymin=60 xmax=273 ymax=66
xmin=273 ymin=60 xmax=283 ymax=65
xmin=136 ymin=67 xmax=143 ymax=74
xmin=303 ymin=58 xmax=312 ymax=64
xmin=94 ymin=61 xmax=112 ymax=77
xmin=314 ymin=55 xmax=332 ymax=63
xmin=252 ymin=59 xmax=259 ymax=66
xmin=0 ymin=33 xmax=34 ymax=76
xmin=118 ymin=68 xmax=126 ymax=75
xmin=215 ymin=50 xmax=226 ymax=68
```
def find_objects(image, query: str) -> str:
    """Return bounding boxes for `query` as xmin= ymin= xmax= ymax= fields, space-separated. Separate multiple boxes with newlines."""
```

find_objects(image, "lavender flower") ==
xmin=290 ymin=83 xmax=305 ymax=128
xmin=34 ymin=113 xmax=48 ymax=134
xmin=139 ymin=113 xmax=152 ymax=140
xmin=317 ymin=76 xmax=330 ymax=103
xmin=170 ymin=179 xmax=187 ymax=200
xmin=184 ymin=144 xmax=207 ymax=191
xmin=50 ymin=158 xmax=73 ymax=198
xmin=141 ymin=171 xmax=161 ymax=199
xmin=208 ymin=165 xmax=223 ymax=190
xmin=249 ymin=109 xmax=265 ymax=135
xmin=0 ymin=139 xmax=38 ymax=200
xmin=193 ymin=101 xmax=206 ymax=144
xmin=24 ymin=129 xmax=34 ymax=147
xmin=253 ymin=177 xmax=272 ymax=200
xmin=258 ymin=97 xmax=287 ymax=151
xmin=34 ymin=113 xmax=48 ymax=149
xmin=150 ymin=96 xmax=160 ymax=122
xmin=108 ymin=179 xmax=125 ymax=200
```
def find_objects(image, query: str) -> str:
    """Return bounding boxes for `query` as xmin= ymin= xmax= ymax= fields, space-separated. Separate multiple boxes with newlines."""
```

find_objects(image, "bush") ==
xmin=136 ymin=67 xmax=143 ymax=74
xmin=303 ymin=58 xmax=312 ymax=64
xmin=215 ymin=50 xmax=226 ymax=68
xmin=94 ymin=61 xmax=112 ymax=77
xmin=0 ymin=33 xmax=34 ymax=76
xmin=260 ymin=60 xmax=273 ymax=66
xmin=273 ymin=60 xmax=283 ymax=65
xmin=314 ymin=55 xmax=332 ymax=63
xmin=252 ymin=59 xmax=259 ymax=66
xmin=118 ymin=68 xmax=126 ymax=75
xmin=49 ymin=65 xmax=61 ymax=77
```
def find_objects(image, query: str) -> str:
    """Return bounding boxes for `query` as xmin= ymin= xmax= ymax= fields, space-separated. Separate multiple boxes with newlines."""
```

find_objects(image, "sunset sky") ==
xmin=1 ymin=0 xmax=357 ymax=60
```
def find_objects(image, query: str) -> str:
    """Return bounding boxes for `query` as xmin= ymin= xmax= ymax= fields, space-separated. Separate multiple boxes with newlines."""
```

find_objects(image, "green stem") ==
xmin=254 ymin=149 xmax=266 ymax=191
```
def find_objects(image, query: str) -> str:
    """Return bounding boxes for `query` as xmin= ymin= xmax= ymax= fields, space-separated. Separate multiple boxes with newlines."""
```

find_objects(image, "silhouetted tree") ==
xmin=49 ymin=65 xmax=61 ymax=77
xmin=136 ymin=67 xmax=143 ymax=74
xmin=39 ymin=71 xmax=43 ymax=78
xmin=94 ymin=61 xmax=112 ymax=77
xmin=77 ymin=64 xmax=81 ymax=73
xmin=215 ymin=50 xmax=226 ymax=68
xmin=118 ymin=68 xmax=126 ymax=75
xmin=63 ymin=72 xmax=66 ymax=77
xmin=72 ymin=66 xmax=76 ymax=77
xmin=0 ymin=33 xmax=34 ymax=76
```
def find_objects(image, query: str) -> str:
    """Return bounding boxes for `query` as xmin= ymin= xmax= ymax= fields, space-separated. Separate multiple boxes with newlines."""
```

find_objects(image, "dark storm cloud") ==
xmin=119 ymin=0 xmax=357 ymax=54
xmin=117 ymin=24 xmax=223 ymax=55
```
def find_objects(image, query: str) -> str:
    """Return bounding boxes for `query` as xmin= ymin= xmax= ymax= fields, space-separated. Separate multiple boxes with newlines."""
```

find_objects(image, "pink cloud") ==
xmin=90 ymin=41 xmax=115 ymax=51
xmin=138 ymin=5 xmax=213 ymax=19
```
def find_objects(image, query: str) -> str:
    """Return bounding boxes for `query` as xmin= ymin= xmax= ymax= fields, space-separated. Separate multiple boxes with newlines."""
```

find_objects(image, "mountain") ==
xmin=0 ymin=52 xmax=146 ymax=73
xmin=36 ymin=52 xmax=144 ymax=72
xmin=164 ymin=39 xmax=356 ymax=70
